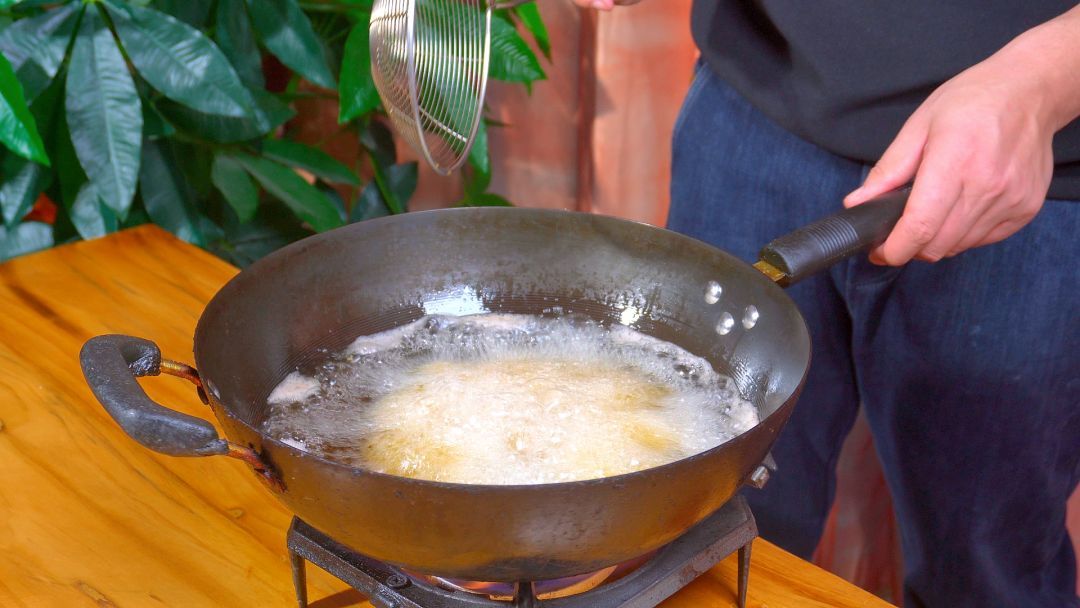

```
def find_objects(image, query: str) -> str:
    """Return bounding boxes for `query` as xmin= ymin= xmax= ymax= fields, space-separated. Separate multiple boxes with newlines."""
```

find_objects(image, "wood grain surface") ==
xmin=0 ymin=226 xmax=893 ymax=607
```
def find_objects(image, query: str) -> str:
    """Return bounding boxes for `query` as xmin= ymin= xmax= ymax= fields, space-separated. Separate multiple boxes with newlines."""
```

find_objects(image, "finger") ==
xmin=942 ymin=199 xmax=1011 ymax=257
xmin=946 ymin=218 xmax=1027 ymax=258
xmin=845 ymin=114 xmax=929 ymax=208
xmin=978 ymin=218 xmax=1032 ymax=247
xmin=590 ymin=0 xmax=614 ymax=9
xmin=873 ymin=146 xmax=963 ymax=266
xmin=946 ymin=199 xmax=1041 ymax=256
xmin=915 ymin=183 xmax=977 ymax=262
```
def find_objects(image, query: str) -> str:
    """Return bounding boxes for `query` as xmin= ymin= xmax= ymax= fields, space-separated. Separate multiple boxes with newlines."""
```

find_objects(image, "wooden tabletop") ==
xmin=0 ymin=226 xmax=893 ymax=608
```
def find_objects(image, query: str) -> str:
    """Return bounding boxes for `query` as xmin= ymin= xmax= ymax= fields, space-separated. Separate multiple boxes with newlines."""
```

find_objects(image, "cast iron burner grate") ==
xmin=287 ymin=496 xmax=757 ymax=608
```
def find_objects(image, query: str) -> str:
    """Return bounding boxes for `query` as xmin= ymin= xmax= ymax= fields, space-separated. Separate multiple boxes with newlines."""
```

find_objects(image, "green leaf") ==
xmin=27 ymin=66 xmax=66 ymax=140
xmin=228 ymin=153 xmax=343 ymax=232
xmin=384 ymin=161 xmax=417 ymax=208
xmin=359 ymin=118 xmax=396 ymax=167
xmin=512 ymin=3 xmax=550 ymax=60
xmin=351 ymin=180 xmax=390 ymax=223
xmin=0 ymin=53 xmax=49 ymax=164
xmin=204 ymin=199 xmax=309 ymax=267
xmin=2 ymin=0 xmax=68 ymax=7
xmin=171 ymin=141 xmax=213 ymax=198
xmin=465 ymin=119 xmax=490 ymax=195
xmin=0 ymin=154 xmax=48 ymax=226
xmin=67 ymin=182 xmax=118 ymax=240
xmin=142 ymin=98 xmax=176 ymax=138
xmin=139 ymin=139 xmax=203 ymax=245
xmin=246 ymin=0 xmax=335 ymax=89
xmin=0 ymin=220 xmax=52 ymax=261
xmin=214 ymin=0 xmax=264 ymax=88
xmin=461 ymin=192 xmax=512 ymax=207
xmin=51 ymin=95 xmax=88 ymax=219
xmin=107 ymin=2 xmax=256 ymax=118
xmin=262 ymin=139 xmax=359 ymax=185
xmin=369 ymin=161 xmax=416 ymax=215
xmin=315 ymin=181 xmax=346 ymax=221
xmin=120 ymin=204 xmax=150 ymax=229
xmin=65 ymin=8 xmax=142 ymax=218
xmin=156 ymin=87 xmax=292 ymax=142
xmin=0 ymin=4 xmax=81 ymax=101
xmin=196 ymin=213 xmax=224 ymax=242
xmin=151 ymin=0 xmax=213 ymax=28
xmin=211 ymin=153 xmax=258 ymax=222
xmin=338 ymin=22 xmax=379 ymax=123
xmin=251 ymin=87 xmax=298 ymax=129
xmin=489 ymin=14 xmax=545 ymax=83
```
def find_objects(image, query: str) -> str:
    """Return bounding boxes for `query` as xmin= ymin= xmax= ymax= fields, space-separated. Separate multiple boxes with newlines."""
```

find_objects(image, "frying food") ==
xmin=264 ymin=314 xmax=759 ymax=484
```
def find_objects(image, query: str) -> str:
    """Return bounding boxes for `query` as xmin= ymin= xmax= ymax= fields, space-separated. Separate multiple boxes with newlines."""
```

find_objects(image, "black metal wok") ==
xmin=80 ymin=188 xmax=907 ymax=582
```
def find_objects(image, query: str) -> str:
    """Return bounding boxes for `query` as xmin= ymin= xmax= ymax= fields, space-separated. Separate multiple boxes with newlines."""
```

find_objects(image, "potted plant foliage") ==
xmin=0 ymin=0 xmax=549 ymax=264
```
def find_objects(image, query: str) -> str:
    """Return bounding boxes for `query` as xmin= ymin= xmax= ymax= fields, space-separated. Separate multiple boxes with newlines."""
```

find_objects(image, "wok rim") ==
xmin=194 ymin=207 xmax=812 ymax=493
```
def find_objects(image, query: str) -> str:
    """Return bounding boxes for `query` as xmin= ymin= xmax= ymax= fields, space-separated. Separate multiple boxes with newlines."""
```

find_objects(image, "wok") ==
xmin=80 ymin=188 xmax=907 ymax=582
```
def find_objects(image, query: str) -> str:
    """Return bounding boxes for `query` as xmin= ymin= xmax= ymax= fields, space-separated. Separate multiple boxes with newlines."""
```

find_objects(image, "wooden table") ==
xmin=0 ymin=226 xmax=894 ymax=608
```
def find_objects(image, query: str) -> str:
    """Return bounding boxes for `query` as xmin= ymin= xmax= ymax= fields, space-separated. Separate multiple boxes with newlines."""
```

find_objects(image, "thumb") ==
xmin=844 ymin=117 xmax=928 ymax=208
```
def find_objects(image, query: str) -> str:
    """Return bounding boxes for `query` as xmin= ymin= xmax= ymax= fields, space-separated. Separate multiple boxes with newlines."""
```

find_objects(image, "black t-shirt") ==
xmin=691 ymin=1 xmax=1080 ymax=199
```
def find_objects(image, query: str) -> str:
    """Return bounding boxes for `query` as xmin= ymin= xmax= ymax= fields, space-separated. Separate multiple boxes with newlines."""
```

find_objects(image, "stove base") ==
xmin=287 ymin=496 xmax=757 ymax=608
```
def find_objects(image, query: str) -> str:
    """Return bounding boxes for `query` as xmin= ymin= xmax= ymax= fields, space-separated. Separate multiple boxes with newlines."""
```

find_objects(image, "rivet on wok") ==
xmin=704 ymin=281 xmax=723 ymax=304
xmin=386 ymin=574 xmax=409 ymax=589
xmin=742 ymin=305 xmax=760 ymax=330
xmin=748 ymin=465 xmax=770 ymax=489
xmin=716 ymin=312 xmax=735 ymax=335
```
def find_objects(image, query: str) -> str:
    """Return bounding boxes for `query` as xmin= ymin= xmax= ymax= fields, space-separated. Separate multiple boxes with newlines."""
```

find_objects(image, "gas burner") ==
xmin=287 ymin=496 xmax=757 ymax=608
xmin=406 ymin=549 xmax=658 ymax=601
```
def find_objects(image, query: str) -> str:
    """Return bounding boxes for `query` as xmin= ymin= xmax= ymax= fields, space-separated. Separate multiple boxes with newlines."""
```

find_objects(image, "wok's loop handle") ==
xmin=80 ymin=335 xmax=283 ymax=491
xmin=758 ymin=187 xmax=910 ymax=286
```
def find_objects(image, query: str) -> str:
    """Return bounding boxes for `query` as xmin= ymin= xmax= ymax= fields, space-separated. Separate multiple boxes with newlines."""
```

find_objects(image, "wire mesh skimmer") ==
xmin=370 ymin=0 xmax=526 ymax=175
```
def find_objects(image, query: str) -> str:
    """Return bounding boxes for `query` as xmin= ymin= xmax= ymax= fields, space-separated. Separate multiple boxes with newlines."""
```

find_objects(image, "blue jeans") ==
xmin=669 ymin=65 xmax=1080 ymax=608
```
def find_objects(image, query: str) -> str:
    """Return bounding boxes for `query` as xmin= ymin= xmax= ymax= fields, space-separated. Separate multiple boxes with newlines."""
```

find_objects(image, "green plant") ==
xmin=0 ymin=0 xmax=549 ymax=264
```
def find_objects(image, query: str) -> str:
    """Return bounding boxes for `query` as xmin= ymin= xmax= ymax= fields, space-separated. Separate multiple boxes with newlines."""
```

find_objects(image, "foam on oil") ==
xmin=263 ymin=314 xmax=759 ymax=485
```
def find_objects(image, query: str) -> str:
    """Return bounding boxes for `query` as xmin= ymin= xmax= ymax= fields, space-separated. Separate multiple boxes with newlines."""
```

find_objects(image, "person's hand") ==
xmin=570 ymin=0 xmax=641 ymax=10
xmin=843 ymin=10 xmax=1080 ymax=266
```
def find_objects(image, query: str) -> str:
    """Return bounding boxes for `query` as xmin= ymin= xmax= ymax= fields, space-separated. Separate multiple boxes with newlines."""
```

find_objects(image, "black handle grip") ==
xmin=758 ymin=187 xmax=909 ymax=286
xmin=80 ymin=335 xmax=229 ymax=457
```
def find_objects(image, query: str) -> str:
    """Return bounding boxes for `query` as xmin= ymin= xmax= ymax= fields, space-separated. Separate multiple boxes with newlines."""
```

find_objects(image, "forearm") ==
xmin=570 ymin=0 xmax=642 ymax=10
xmin=990 ymin=4 xmax=1080 ymax=132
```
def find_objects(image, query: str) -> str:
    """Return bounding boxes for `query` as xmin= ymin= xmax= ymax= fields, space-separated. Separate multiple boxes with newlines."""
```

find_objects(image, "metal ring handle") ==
xmin=80 ymin=335 xmax=283 ymax=490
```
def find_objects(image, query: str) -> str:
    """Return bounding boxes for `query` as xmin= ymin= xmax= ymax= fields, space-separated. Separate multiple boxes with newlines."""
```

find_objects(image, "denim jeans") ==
xmin=669 ymin=64 xmax=1080 ymax=608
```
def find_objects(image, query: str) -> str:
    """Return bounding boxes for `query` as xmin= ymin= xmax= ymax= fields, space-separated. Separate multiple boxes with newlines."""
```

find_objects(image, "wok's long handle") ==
xmin=755 ymin=187 xmax=910 ymax=287
xmin=80 ymin=335 xmax=283 ymax=490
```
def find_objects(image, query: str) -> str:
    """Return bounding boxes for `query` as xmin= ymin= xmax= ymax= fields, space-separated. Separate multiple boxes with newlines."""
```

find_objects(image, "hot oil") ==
xmin=263 ymin=314 xmax=759 ymax=485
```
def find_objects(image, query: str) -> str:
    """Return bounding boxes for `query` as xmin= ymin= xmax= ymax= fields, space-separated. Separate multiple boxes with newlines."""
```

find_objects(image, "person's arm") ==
xmin=570 ymin=0 xmax=640 ymax=10
xmin=845 ymin=4 xmax=1080 ymax=265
